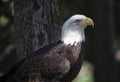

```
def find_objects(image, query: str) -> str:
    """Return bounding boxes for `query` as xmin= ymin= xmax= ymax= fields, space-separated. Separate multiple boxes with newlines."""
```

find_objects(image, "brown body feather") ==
xmin=0 ymin=41 xmax=83 ymax=82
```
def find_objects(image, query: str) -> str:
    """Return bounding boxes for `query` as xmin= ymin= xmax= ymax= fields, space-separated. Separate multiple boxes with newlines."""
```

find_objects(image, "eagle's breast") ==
xmin=51 ymin=42 xmax=82 ymax=65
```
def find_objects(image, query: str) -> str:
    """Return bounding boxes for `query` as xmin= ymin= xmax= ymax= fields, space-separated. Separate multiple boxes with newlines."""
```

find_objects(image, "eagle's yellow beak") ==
xmin=85 ymin=17 xmax=94 ymax=27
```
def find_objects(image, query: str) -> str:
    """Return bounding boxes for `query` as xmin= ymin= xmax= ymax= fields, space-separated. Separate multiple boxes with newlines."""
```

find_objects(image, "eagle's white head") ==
xmin=61 ymin=14 xmax=94 ymax=45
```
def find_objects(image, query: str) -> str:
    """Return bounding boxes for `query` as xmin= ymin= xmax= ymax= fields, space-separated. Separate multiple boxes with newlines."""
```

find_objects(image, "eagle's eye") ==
xmin=74 ymin=19 xmax=82 ymax=23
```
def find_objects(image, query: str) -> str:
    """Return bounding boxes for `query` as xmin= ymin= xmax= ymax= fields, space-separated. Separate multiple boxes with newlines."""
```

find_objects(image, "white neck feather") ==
xmin=61 ymin=25 xmax=85 ymax=45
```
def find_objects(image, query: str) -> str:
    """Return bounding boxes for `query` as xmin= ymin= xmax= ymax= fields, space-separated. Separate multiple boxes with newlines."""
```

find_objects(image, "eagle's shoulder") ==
xmin=33 ymin=40 xmax=63 ymax=56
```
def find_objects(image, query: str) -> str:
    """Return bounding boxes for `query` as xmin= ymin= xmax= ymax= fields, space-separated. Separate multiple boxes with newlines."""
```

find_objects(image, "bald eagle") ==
xmin=0 ymin=14 xmax=94 ymax=82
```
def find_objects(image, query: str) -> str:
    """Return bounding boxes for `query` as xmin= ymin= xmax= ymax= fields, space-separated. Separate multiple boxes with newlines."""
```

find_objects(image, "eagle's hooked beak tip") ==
xmin=85 ymin=17 xmax=94 ymax=28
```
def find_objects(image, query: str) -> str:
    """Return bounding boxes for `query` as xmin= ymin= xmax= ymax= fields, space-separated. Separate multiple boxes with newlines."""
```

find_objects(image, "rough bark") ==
xmin=14 ymin=0 xmax=60 ymax=62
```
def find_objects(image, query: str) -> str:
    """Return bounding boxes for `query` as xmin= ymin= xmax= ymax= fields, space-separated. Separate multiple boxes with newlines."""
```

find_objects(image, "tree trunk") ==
xmin=87 ymin=0 xmax=116 ymax=82
xmin=14 ymin=0 xmax=60 ymax=62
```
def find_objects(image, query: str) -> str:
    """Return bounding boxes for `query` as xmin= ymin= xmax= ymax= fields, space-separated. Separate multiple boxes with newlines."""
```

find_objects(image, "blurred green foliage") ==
xmin=0 ymin=15 xmax=9 ymax=27
xmin=0 ymin=0 xmax=16 ymax=74
xmin=73 ymin=61 xmax=94 ymax=82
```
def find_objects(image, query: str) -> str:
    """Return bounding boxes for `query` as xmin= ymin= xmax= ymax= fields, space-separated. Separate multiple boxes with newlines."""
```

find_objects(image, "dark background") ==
xmin=0 ymin=0 xmax=120 ymax=82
